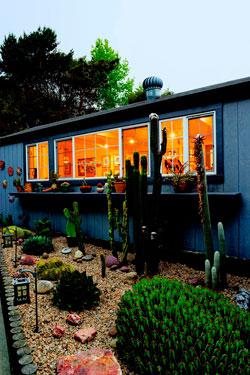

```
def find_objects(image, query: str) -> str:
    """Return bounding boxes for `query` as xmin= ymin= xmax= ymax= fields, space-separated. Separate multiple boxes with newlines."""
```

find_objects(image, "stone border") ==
xmin=0 ymin=246 xmax=38 ymax=374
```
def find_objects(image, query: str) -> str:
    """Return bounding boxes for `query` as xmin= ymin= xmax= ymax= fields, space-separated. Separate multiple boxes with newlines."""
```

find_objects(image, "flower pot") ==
xmin=173 ymin=181 xmax=194 ymax=193
xmin=114 ymin=181 xmax=126 ymax=193
xmin=24 ymin=183 xmax=32 ymax=192
xmin=96 ymin=187 xmax=104 ymax=193
xmin=80 ymin=185 xmax=92 ymax=193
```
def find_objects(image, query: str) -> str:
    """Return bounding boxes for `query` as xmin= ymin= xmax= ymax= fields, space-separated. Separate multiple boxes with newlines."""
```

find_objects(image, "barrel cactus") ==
xmin=116 ymin=277 xmax=249 ymax=375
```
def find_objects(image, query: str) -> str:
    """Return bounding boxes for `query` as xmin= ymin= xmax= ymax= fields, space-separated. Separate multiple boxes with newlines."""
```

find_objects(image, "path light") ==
xmin=13 ymin=277 xmax=31 ymax=305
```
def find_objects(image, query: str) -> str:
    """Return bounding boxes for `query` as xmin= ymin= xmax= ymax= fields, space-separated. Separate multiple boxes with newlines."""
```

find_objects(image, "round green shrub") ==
xmin=36 ymin=257 xmax=75 ymax=280
xmin=22 ymin=235 xmax=53 ymax=255
xmin=116 ymin=276 xmax=249 ymax=375
xmin=53 ymin=269 xmax=101 ymax=311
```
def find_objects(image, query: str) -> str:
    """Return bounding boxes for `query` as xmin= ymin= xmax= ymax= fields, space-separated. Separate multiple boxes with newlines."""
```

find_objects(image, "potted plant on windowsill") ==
xmin=60 ymin=181 xmax=71 ymax=192
xmin=113 ymin=174 xmax=126 ymax=193
xmin=167 ymin=164 xmax=196 ymax=193
xmin=13 ymin=178 xmax=24 ymax=192
xmin=79 ymin=179 xmax=92 ymax=193
xmin=96 ymin=182 xmax=104 ymax=193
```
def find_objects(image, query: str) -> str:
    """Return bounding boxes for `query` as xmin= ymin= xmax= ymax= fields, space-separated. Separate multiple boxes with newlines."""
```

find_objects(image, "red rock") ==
xmin=105 ymin=255 xmax=119 ymax=268
xmin=56 ymin=348 xmax=122 ymax=375
xmin=66 ymin=313 xmax=81 ymax=326
xmin=74 ymin=327 xmax=97 ymax=344
xmin=119 ymin=265 xmax=129 ymax=273
xmin=108 ymin=326 xmax=117 ymax=337
xmin=52 ymin=325 xmax=65 ymax=338
xmin=20 ymin=255 xmax=36 ymax=265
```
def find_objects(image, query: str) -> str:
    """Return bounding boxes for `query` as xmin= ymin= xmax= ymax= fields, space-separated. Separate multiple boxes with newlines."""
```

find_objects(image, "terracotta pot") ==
xmin=80 ymin=185 xmax=92 ymax=193
xmin=114 ymin=181 xmax=126 ymax=193
xmin=173 ymin=181 xmax=193 ymax=193
xmin=24 ymin=183 xmax=32 ymax=192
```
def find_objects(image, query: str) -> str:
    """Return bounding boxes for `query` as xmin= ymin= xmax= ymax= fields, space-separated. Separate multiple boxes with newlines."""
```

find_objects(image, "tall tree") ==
xmin=0 ymin=28 xmax=118 ymax=134
xmin=91 ymin=38 xmax=134 ymax=109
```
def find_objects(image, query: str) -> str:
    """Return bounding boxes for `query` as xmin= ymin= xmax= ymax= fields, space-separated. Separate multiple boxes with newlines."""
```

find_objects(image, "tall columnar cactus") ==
xmin=193 ymin=134 xmax=214 ymax=265
xmin=106 ymin=171 xmax=116 ymax=255
xmin=63 ymin=201 xmax=80 ymax=238
xmin=218 ymin=221 xmax=227 ymax=286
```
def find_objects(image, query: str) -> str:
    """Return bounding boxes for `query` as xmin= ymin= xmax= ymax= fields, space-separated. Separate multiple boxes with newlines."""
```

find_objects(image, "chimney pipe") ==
xmin=143 ymin=76 xmax=163 ymax=101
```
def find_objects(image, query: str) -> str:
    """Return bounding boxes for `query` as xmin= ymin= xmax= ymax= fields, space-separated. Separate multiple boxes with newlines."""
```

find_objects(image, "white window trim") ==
xmin=26 ymin=141 xmax=49 ymax=182
xmin=160 ymin=111 xmax=216 ymax=176
xmin=54 ymin=123 xmax=150 ymax=180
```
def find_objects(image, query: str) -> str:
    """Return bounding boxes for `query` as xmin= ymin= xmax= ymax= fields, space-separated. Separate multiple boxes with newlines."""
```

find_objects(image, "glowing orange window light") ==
xmin=57 ymin=139 xmax=73 ymax=178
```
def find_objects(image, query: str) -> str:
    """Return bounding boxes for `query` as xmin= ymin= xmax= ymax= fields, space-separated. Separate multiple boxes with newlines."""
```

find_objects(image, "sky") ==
xmin=1 ymin=0 xmax=250 ymax=94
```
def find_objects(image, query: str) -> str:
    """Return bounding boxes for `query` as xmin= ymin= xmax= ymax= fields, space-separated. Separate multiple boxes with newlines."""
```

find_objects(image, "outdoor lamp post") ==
xmin=13 ymin=276 xmax=31 ymax=305
xmin=14 ymin=267 xmax=39 ymax=333
xmin=2 ymin=232 xmax=14 ymax=248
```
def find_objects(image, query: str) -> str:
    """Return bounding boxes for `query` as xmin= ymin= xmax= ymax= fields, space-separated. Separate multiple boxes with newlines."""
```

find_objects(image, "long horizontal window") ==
xmin=26 ymin=142 xmax=49 ymax=180
xmin=55 ymin=125 xmax=149 ymax=179
xmin=161 ymin=112 xmax=215 ymax=174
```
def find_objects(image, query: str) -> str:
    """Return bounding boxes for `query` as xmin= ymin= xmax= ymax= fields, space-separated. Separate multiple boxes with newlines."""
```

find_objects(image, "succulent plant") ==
xmin=22 ymin=235 xmax=53 ymax=255
xmin=37 ymin=257 xmax=75 ymax=280
xmin=53 ymin=269 xmax=101 ymax=311
xmin=116 ymin=276 xmax=249 ymax=375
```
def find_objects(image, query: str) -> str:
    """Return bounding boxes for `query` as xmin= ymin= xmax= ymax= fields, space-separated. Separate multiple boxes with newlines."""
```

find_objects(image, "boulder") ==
xmin=105 ymin=255 xmax=119 ymax=268
xmin=56 ymin=348 xmax=122 ymax=375
xmin=20 ymin=255 xmax=36 ymax=265
xmin=74 ymin=327 xmax=97 ymax=344
xmin=52 ymin=325 xmax=65 ymax=338
xmin=73 ymin=250 xmax=84 ymax=261
xmin=36 ymin=280 xmax=54 ymax=294
xmin=66 ymin=313 xmax=81 ymax=326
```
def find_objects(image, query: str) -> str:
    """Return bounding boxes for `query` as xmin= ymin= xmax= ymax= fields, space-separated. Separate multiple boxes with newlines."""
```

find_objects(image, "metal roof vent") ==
xmin=143 ymin=76 xmax=163 ymax=101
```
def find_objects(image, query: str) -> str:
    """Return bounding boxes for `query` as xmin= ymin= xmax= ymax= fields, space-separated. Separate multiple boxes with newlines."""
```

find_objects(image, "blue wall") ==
xmin=0 ymin=99 xmax=250 ymax=259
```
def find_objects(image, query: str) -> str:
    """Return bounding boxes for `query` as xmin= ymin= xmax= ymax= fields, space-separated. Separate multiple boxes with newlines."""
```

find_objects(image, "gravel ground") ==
xmin=2 ymin=237 xmax=250 ymax=375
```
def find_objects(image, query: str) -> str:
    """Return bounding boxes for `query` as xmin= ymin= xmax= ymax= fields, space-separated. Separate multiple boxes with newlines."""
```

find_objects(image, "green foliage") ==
xmin=63 ymin=201 xmax=80 ymax=238
xmin=37 ymin=257 xmax=75 ymax=280
xmin=53 ymin=269 xmax=101 ymax=311
xmin=91 ymin=38 xmax=134 ymax=109
xmin=116 ymin=277 xmax=249 ymax=375
xmin=34 ymin=217 xmax=52 ymax=237
xmin=22 ymin=235 xmax=53 ymax=255
xmin=0 ymin=28 xmax=118 ymax=134
xmin=3 ymin=225 xmax=32 ymax=238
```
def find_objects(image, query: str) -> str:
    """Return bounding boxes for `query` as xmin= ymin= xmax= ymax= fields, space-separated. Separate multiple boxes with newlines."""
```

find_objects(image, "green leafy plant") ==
xmin=34 ymin=217 xmax=53 ymax=237
xmin=37 ymin=257 xmax=75 ymax=280
xmin=53 ymin=269 xmax=101 ymax=311
xmin=167 ymin=162 xmax=196 ymax=192
xmin=22 ymin=235 xmax=54 ymax=255
xmin=116 ymin=277 xmax=249 ymax=375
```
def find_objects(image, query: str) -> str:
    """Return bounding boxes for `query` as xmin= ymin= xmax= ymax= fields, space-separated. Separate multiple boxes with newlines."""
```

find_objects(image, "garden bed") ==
xmin=2 ymin=236 xmax=250 ymax=374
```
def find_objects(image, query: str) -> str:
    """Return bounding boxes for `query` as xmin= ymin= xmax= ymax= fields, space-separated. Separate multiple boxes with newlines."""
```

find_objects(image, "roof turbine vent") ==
xmin=143 ymin=76 xmax=163 ymax=101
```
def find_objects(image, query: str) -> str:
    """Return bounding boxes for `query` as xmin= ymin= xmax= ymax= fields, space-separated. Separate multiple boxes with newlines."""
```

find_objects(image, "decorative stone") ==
xmin=52 ymin=325 xmax=65 ymax=338
xmin=18 ymin=354 xmax=33 ymax=366
xmin=119 ymin=266 xmax=130 ymax=273
xmin=66 ymin=313 xmax=81 ymax=326
xmin=17 ymin=347 xmax=32 ymax=356
xmin=82 ymin=254 xmax=94 ymax=261
xmin=13 ymin=332 xmax=25 ymax=341
xmin=10 ymin=320 xmax=22 ymax=328
xmin=126 ymin=271 xmax=138 ymax=281
xmin=110 ymin=338 xmax=117 ymax=349
xmin=36 ymin=280 xmax=54 ymax=294
xmin=11 ymin=327 xmax=23 ymax=335
xmin=12 ymin=339 xmax=26 ymax=349
xmin=56 ymin=348 xmax=122 ymax=375
xmin=20 ymin=363 xmax=38 ymax=374
xmin=61 ymin=247 xmax=72 ymax=255
xmin=235 ymin=288 xmax=250 ymax=310
xmin=106 ymin=255 xmax=119 ymax=268
xmin=20 ymin=255 xmax=36 ymax=265
xmin=74 ymin=327 xmax=97 ymax=344
xmin=73 ymin=250 xmax=84 ymax=260
xmin=108 ymin=326 xmax=117 ymax=337
xmin=41 ymin=252 xmax=49 ymax=259
xmin=110 ymin=265 xmax=119 ymax=271
xmin=9 ymin=315 xmax=21 ymax=322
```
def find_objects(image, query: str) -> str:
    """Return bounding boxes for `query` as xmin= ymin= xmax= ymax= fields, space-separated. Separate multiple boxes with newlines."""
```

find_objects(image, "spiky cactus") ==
xmin=63 ymin=201 xmax=84 ymax=253
xmin=106 ymin=171 xmax=116 ymax=255
xmin=194 ymin=134 xmax=214 ymax=266
xmin=218 ymin=221 xmax=227 ymax=286
xmin=116 ymin=277 xmax=249 ymax=375
xmin=205 ymin=259 xmax=211 ymax=287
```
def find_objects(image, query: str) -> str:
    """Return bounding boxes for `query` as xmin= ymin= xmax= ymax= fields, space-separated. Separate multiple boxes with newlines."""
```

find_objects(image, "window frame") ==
xmin=160 ymin=110 xmax=217 ymax=176
xmin=25 ymin=141 xmax=49 ymax=182
xmin=54 ymin=123 xmax=150 ymax=180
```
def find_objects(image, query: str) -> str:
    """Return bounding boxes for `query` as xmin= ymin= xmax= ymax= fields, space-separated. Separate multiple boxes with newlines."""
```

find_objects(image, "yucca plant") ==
xmin=53 ymin=269 xmax=101 ymax=311
xmin=116 ymin=277 xmax=249 ymax=375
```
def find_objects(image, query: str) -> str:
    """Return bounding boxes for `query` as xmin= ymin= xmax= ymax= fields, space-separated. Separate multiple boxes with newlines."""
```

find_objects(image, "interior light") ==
xmin=170 ymin=132 xmax=175 ymax=139
xmin=129 ymin=139 xmax=135 ymax=144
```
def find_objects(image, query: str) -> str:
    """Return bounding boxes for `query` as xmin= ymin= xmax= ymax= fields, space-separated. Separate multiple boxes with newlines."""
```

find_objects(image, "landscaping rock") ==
xmin=82 ymin=254 xmax=94 ymax=261
xmin=61 ymin=247 xmax=72 ymax=255
xmin=36 ymin=280 xmax=54 ymax=294
xmin=110 ymin=264 xmax=119 ymax=271
xmin=108 ymin=325 xmax=117 ymax=337
xmin=235 ymin=288 xmax=250 ymax=310
xmin=52 ymin=325 xmax=65 ymax=338
xmin=74 ymin=327 xmax=97 ymax=344
xmin=41 ymin=252 xmax=49 ymax=259
xmin=106 ymin=255 xmax=119 ymax=268
xmin=119 ymin=265 xmax=130 ymax=273
xmin=20 ymin=255 xmax=36 ymax=265
xmin=56 ymin=348 xmax=122 ymax=375
xmin=66 ymin=313 xmax=81 ymax=326
xmin=73 ymin=250 xmax=84 ymax=260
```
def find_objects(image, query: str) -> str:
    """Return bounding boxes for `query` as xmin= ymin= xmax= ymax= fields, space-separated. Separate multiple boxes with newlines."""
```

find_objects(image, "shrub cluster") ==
xmin=53 ymin=269 xmax=101 ymax=311
xmin=116 ymin=276 xmax=249 ymax=375
xmin=22 ymin=235 xmax=53 ymax=255
xmin=36 ymin=257 xmax=75 ymax=280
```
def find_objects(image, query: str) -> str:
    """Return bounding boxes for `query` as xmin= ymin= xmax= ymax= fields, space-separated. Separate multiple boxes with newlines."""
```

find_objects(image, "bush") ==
xmin=116 ymin=277 xmax=249 ymax=375
xmin=36 ymin=257 xmax=75 ymax=280
xmin=53 ymin=269 xmax=101 ymax=311
xmin=22 ymin=235 xmax=54 ymax=255
xmin=34 ymin=217 xmax=53 ymax=237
